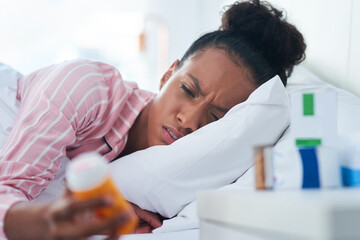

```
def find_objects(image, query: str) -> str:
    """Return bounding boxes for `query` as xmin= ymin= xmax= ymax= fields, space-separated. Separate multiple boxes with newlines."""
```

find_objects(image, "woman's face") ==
xmin=146 ymin=48 xmax=256 ymax=147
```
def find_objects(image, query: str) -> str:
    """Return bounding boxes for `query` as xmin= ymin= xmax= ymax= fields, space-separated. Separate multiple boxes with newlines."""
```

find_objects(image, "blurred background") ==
xmin=1 ymin=0 xmax=359 ymax=95
xmin=0 ymin=0 xmax=234 ymax=92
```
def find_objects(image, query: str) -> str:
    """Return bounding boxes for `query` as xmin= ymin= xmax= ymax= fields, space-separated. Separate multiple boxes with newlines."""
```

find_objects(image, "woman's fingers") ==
xmin=135 ymin=223 xmax=153 ymax=234
xmin=49 ymin=211 xmax=130 ymax=239
xmin=131 ymin=203 xmax=163 ymax=229
xmin=45 ymin=196 xmax=128 ymax=239
xmin=50 ymin=197 xmax=110 ymax=222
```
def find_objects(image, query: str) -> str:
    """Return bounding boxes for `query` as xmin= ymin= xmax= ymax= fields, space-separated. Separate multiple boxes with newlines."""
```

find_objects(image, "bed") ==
xmin=1 ymin=62 xmax=359 ymax=240
xmin=1 ymin=1 xmax=360 ymax=239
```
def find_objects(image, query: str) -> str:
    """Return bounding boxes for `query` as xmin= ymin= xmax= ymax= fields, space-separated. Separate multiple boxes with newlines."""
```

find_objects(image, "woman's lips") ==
xmin=162 ymin=126 xmax=184 ymax=144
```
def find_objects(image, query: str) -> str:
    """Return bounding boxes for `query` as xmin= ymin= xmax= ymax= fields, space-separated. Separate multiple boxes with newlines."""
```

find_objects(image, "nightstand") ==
xmin=197 ymin=188 xmax=360 ymax=240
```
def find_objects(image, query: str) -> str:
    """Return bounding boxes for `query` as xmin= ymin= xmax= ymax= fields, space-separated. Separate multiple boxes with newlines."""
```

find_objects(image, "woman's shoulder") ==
xmin=17 ymin=59 xmax=123 ymax=106
xmin=55 ymin=59 xmax=119 ymax=78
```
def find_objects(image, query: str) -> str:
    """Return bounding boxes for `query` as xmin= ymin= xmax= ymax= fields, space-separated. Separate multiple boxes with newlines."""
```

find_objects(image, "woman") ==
xmin=0 ymin=0 xmax=306 ymax=239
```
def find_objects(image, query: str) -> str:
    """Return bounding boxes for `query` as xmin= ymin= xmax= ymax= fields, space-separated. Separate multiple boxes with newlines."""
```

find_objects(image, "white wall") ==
xmin=0 ymin=0 xmax=226 ymax=92
xmin=143 ymin=0 xmax=225 ymax=67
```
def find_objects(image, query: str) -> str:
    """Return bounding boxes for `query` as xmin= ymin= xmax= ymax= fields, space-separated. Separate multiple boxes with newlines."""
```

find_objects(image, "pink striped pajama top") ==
xmin=0 ymin=59 xmax=155 ymax=238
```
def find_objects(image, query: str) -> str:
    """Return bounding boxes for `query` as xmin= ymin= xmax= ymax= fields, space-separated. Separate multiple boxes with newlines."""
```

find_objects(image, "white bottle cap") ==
xmin=66 ymin=152 xmax=109 ymax=192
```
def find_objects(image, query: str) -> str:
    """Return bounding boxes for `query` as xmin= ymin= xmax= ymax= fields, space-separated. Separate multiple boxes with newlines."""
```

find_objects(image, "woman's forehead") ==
xmin=179 ymin=48 xmax=255 ymax=103
xmin=183 ymin=48 xmax=250 ymax=81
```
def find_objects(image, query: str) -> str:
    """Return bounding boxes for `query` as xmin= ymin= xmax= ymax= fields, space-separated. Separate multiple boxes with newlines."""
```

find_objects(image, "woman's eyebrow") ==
xmin=187 ymin=73 xmax=229 ymax=114
xmin=187 ymin=73 xmax=202 ymax=93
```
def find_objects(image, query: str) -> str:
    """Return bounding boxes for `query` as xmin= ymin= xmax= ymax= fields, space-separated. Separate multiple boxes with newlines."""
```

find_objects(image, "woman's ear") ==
xmin=159 ymin=60 xmax=180 ymax=90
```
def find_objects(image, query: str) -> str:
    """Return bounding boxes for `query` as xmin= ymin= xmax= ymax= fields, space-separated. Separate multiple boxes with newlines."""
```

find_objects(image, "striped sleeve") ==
xmin=0 ymin=59 xmax=123 ymax=237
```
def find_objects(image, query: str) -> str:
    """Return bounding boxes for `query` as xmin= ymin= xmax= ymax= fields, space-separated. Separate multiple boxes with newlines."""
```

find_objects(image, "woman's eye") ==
xmin=211 ymin=113 xmax=220 ymax=121
xmin=181 ymin=84 xmax=195 ymax=98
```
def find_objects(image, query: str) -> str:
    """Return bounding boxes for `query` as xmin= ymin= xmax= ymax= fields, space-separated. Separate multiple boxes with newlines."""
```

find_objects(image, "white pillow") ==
xmin=110 ymin=75 xmax=290 ymax=218
xmin=153 ymin=167 xmax=256 ymax=233
xmin=0 ymin=63 xmax=22 ymax=149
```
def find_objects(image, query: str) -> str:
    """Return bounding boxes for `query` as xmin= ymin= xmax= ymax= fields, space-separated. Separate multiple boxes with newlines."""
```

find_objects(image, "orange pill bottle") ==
xmin=66 ymin=153 xmax=138 ymax=235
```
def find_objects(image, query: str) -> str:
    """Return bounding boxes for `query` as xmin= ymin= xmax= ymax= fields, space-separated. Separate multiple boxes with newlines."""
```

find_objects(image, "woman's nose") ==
xmin=176 ymin=105 xmax=204 ymax=133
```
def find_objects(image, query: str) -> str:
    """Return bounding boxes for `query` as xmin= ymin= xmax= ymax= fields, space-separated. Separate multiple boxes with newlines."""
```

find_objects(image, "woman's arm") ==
xmin=5 ymin=194 xmax=130 ymax=240
xmin=0 ymin=60 xmax=124 ymax=238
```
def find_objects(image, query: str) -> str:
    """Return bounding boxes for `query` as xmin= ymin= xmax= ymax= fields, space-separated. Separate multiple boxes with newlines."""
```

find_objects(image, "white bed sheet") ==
xmin=121 ymin=229 xmax=199 ymax=240
xmin=87 ymin=229 xmax=199 ymax=240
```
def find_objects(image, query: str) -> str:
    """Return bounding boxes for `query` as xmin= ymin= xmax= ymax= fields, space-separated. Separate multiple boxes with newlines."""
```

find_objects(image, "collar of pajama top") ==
xmin=64 ymin=79 xmax=156 ymax=161
xmin=104 ymin=84 xmax=156 ymax=160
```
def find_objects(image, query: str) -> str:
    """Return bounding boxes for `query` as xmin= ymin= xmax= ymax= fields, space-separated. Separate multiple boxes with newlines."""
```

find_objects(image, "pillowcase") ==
xmin=110 ymin=75 xmax=290 ymax=218
xmin=153 ymin=167 xmax=256 ymax=233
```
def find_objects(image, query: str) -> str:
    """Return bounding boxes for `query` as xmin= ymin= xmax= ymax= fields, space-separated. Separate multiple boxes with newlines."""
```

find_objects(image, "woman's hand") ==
xmin=130 ymin=203 xmax=163 ymax=233
xmin=5 ymin=195 xmax=130 ymax=240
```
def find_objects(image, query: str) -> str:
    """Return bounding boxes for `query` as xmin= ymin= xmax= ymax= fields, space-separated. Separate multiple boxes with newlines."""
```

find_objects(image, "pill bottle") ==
xmin=254 ymin=145 xmax=274 ymax=190
xmin=66 ymin=152 xmax=138 ymax=234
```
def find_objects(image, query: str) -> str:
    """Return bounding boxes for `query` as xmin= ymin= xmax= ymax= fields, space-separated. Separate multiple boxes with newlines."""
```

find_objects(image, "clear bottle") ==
xmin=66 ymin=152 xmax=138 ymax=234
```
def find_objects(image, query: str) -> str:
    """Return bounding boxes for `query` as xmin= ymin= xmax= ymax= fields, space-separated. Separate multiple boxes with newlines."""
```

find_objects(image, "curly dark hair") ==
xmin=179 ymin=0 xmax=306 ymax=86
